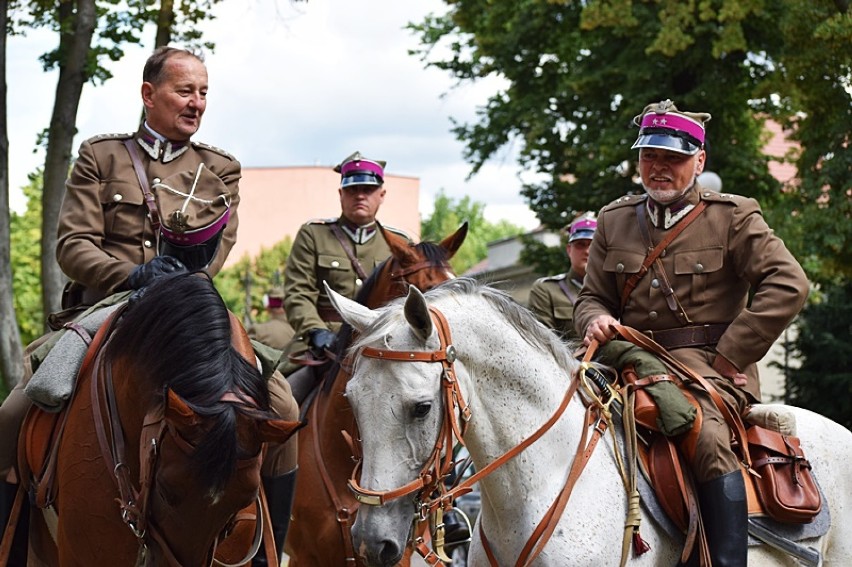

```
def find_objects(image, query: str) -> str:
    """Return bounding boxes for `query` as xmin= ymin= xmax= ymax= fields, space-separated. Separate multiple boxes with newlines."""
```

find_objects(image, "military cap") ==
xmin=264 ymin=285 xmax=285 ymax=309
xmin=631 ymin=99 xmax=711 ymax=155
xmin=566 ymin=212 xmax=598 ymax=243
xmin=334 ymin=151 xmax=386 ymax=188
xmin=153 ymin=163 xmax=231 ymax=247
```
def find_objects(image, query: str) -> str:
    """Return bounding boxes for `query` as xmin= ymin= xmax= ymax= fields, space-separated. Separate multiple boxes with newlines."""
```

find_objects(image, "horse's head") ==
xmin=328 ymin=284 xmax=457 ymax=566
xmin=103 ymin=274 xmax=301 ymax=565
xmin=362 ymin=221 xmax=468 ymax=309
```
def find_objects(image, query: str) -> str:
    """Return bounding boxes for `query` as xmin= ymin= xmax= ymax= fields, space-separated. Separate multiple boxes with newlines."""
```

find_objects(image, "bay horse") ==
xmin=328 ymin=279 xmax=852 ymax=567
xmin=284 ymin=223 xmax=468 ymax=567
xmin=18 ymin=273 xmax=301 ymax=566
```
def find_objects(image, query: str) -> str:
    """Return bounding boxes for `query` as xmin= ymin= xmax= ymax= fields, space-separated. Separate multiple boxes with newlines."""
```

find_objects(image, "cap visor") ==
xmin=632 ymin=133 xmax=699 ymax=155
xmin=569 ymin=229 xmax=595 ymax=242
xmin=341 ymin=173 xmax=382 ymax=188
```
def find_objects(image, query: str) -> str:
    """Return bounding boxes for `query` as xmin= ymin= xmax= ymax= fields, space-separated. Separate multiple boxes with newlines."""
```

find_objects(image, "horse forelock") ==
xmin=104 ymin=273 xmax=268 ymax=491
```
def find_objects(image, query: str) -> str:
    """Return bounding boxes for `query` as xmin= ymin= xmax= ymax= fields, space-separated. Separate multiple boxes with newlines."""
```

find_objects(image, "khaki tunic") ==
xmin=283 ymin=218 xmax=410 ymax=344
xmin=528 ymin=268 xmax=584 ymax=339
xmin=56 ymin=125 xmax=241 ymax=303
xmin=574 ymin=184 xmax=809 ymax=480
xmin=247 ymin=311 xmax=295 ymax=352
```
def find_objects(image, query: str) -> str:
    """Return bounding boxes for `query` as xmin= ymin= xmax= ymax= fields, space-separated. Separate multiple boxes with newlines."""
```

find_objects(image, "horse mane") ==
xmin=104 ymin=272 xmax=269 ymax=492
xmin=351 ymin=277 xmax=578 ymax=372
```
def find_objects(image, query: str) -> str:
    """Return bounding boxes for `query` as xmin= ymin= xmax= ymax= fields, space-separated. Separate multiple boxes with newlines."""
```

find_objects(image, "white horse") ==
xmin=327 ymin=279 xmax=852 ymax=567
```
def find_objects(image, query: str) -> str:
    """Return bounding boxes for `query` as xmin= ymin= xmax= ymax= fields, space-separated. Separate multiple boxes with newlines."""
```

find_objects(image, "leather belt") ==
xmin=643 ymin=323 xmax=728 ymax=350
xmin=317 ymin=306 xmax=343 ymax=323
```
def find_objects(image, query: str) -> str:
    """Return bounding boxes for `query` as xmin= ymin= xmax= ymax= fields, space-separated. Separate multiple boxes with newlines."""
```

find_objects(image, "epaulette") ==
xmin=191 ymin=140 xmax=236 ymax=161
xmin=381 ymin=224 xmax=411 ymax=239
xmin=87 ymin=132 xmax=133 ymax=144
xmin=699 ymin=190 xmax=746 ymax=206
xmin=602 ymin=193 xmax=647 ymax=212
xmin=307 ymin=217 xmax=339 ymax=225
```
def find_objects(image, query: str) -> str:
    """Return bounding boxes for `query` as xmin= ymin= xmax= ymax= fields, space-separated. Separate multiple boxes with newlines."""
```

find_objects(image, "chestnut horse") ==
xmin=19 ymin=274 xmax=301 ymax=566
xmin=284 ymin=223 xmax=468 ymax=566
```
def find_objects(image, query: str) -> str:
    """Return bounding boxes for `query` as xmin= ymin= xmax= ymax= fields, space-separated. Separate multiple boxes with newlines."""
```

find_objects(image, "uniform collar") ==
xmin=136 ymin=123 xmax=190 ymax=163
xmin=339 ymin=219 xmax=378 ymax=245
xmin=567 ymin=268 xmax=584 ymax=288
xmin=645 ymin=185 xmax=699 ymax=229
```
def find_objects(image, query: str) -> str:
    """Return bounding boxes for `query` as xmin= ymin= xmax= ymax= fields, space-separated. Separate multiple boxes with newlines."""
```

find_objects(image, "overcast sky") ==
xmin=7 ymin=0 xmax=541 ymax=230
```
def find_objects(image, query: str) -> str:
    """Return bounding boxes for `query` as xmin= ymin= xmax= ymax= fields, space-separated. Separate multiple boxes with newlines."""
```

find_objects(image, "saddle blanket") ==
xmin=25 ymin=304 xmax=122 ymax=413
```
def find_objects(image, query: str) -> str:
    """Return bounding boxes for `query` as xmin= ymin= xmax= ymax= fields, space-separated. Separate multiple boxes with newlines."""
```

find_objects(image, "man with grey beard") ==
xmin=574 ymin=99 xmax=809 ymax=567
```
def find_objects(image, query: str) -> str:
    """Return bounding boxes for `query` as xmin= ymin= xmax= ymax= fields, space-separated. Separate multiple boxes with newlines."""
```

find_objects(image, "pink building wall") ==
xmin=227 ymin=166 xmax=421 ymax=266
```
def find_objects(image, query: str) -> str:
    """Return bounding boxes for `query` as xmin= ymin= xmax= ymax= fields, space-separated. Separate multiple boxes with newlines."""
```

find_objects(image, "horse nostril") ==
xmin=378 ymin=539 xmax=402 ymax=566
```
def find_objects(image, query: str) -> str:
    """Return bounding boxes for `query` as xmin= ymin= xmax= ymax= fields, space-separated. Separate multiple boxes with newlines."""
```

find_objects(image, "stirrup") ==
xmin=442 ymin=507 xmax=473 ymax=550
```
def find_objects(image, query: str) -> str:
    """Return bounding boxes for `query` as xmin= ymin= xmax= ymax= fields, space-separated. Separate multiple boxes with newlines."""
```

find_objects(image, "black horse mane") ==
xmin=104 ymin=272 xmax=269 ymax=492
xmin=326 ymin=239 xmax=451 ymax=386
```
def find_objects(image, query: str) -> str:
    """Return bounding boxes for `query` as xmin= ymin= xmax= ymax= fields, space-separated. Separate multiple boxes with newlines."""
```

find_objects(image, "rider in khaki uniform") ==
xmin=282 ymin=151 xmax=410 ymax=364
xmin=574 ymin=99 xmax=809 ymax=567
xmin=247 ymin=286 xmax=296 ymax=352
xmin=528 ymin=213 xmax=596 ymax=339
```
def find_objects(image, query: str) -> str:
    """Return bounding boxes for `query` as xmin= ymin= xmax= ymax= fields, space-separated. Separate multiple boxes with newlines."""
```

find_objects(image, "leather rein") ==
xmin=89 ymin=308 xmax=266 ymax=567
xmin=346 ymin=306 xmax=617 ymax=567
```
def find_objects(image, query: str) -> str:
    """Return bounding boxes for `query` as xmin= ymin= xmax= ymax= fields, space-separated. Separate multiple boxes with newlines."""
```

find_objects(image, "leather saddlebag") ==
xmin=747 ymin=425 xmax=821 ymax=523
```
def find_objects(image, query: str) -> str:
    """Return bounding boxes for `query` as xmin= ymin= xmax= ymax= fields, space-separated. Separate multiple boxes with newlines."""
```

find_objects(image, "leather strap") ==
xmin=556 ymin=278 xmax=577 ymax=305
xmin=643 ymin=323 xmax=728 ymax=350
xmin=123 ymin=139 xmax=161 ymax=233
xmin=620 ymin=200 xmax=708 ymax=312
xmin=330 ymin=223 xmax=369 ymax=281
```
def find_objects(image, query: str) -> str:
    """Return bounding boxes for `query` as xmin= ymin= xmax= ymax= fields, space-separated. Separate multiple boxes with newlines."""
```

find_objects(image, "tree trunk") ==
xmin=40 ymin=0 xmax=97 ymax=330
xmin=0 ymin=0 xmax=25 ymax=390
xmin=155 ymin=0 xmax=175 ymax=48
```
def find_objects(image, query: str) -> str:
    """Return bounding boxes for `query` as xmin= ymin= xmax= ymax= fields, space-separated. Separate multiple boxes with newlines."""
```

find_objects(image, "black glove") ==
xmin=307 ymin=328 xmax=336 ymax=358
xmin=127 ymin=256 xmax=188 ymax=290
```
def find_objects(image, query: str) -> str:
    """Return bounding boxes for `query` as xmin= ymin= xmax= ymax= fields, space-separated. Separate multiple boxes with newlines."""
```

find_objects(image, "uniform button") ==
xmin=695 ymin=263 xmax=704 ymax=273
xmin=651 ymin=278 xmax=660 ymax=289
xmin=143 ymin=240 xmax=153 ymax=248
xmin=616 ymin=263 xmax=624 ymax=274
xmin=660 ymin=249 xmax=667 ymax=257
xmin=152 ymin=177 xmax=161 ymax=184
xmin=112 ymin=194 xmax=123 ymax=202
xmin=649 ymin=311 xmax=658 ymax=320
xmin=331 ymin=260 xmax=340 ymax=268
xmin=355 ymin=278 xmax=363 ymax=286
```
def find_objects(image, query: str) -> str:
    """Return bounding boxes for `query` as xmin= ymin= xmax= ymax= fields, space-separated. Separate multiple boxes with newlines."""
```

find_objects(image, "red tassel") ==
xmin=633 ymin=530 xmax=651 ymax=555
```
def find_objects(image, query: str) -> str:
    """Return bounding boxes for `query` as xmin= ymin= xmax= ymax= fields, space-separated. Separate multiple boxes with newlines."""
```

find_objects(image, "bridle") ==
xmin=89 ymin=308 xmax=266 ymax=567
xmin=346 ymin=306 xmax=619 ymax=566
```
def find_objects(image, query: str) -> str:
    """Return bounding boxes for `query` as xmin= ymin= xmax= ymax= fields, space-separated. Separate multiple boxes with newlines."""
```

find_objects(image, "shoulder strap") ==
xmin=329 ymin=223 xmax=369 ymax=281
xmin=556 ymin=278 xmax=578 ymax=305
xmin=122 ymin=139 xmax=161 ymax=232
xmin=619 ymin=201 xmax=707 ymax=312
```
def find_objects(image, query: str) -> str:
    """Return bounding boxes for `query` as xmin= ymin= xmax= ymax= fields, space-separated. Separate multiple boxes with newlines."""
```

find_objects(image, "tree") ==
xmin=410 ymin=0 xmax=850 ymax=280
xmin=421 ymin=190 xmax=525 ymax=275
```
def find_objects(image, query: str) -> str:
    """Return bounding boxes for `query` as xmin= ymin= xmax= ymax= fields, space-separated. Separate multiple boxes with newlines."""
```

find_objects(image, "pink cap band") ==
xmin=160 ymin=209 xmax=230 ymax=246
xmin=640 ymin=112 xmax=705 ymax=144
xmin=341 ymin=159 xmax=384 ymax=178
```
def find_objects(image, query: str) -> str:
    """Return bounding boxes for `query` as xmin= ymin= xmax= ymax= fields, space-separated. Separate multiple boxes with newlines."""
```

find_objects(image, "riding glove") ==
xmin=307 ymin=328 xmax=336 ymax=358
xmin=127 ymin=255 xmax=188 ymax=290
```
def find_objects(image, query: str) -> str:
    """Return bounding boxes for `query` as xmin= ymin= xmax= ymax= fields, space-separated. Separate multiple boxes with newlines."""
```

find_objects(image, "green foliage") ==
xmin=214 ymin=237 xmax=293 ymax=324
xmin=410 ymin=0 xmax=850 ymax=285
xmin=420 ymin=190 xmax=525 ymax=274
xmin=518 ymin=234 xmax=566 ymax=277
xmin=785 ymin=281 xmax=852 ymax=430
xmin=11 ymin=171 xmax=46 ymax=346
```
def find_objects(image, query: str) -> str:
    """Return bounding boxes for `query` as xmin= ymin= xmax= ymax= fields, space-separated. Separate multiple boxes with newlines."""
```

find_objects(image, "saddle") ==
xmin=611 ymin=326 xmax=822 ymax=566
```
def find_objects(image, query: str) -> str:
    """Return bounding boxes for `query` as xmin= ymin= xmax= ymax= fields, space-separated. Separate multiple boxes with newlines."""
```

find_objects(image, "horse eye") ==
xmin=413 ymin=402 xmax=432 ymax=419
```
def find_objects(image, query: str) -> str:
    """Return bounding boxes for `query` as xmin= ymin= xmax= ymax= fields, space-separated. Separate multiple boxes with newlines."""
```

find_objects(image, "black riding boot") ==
xmin=252 ymin=468 xmax=298 ymax=567
xmin=442 ymin=507 xmax=471 ymax=550
xmin=1 ymin=481 xmax=29 ymax=565
xmin=698 ymin=471 xmax=748 ymax=567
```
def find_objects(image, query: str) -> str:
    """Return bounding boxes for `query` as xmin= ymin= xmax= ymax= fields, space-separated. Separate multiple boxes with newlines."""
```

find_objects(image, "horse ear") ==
xmin=439 ymin=221 xmax=469 ymax=260
xmin=324 ymin=282 xmax=378 ymax=332
xmin=378 ymin=222 xmax=417 ymax=263
xmin=403 ymin=286 xmax=433 ymax=342
xmin=257 ymin=418 xmax=305 ymax=444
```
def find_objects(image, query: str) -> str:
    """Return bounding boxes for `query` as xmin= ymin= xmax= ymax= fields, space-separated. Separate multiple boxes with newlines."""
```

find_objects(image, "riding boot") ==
xmin=1 ymin=480 xmax=29 ymax=565
xmin=252 ymin=468 xmax=298 ymax=567
xmin=698 ymin=471 xmax=748 ymax=567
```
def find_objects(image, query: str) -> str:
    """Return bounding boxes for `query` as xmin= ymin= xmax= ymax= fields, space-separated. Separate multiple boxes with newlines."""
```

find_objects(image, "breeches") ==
xmin=685 ymin=377 xmax=753 ymax=483
xmin=262 ymin=370 xmax=300 ymax=477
